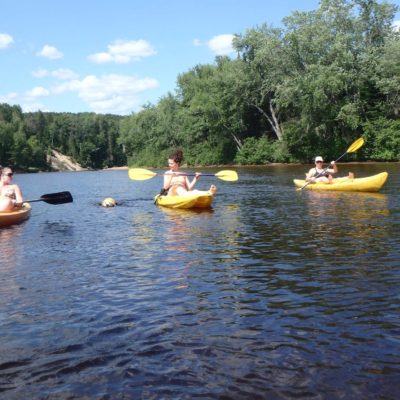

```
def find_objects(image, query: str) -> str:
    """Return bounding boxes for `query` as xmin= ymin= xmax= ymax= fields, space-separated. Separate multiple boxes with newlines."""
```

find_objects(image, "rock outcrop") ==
xmin=47 ymin=149 xmax=86 ymax=171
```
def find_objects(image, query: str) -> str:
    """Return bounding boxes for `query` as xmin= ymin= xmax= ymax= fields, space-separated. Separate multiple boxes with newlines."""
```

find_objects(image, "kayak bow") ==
xmin=154 ymin=190 xmax=214 ymax=209
xmin=0 ymin=203 xmax=32 ymax=227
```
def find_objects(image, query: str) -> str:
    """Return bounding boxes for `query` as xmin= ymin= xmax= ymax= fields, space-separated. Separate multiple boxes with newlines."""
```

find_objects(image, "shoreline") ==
xmin=103 ymin=166 xmax=129 ymax=171
xmin=17 ymin=160 xmax=399 ymax=174
xmin=104 ymin=160 xmax=400 ymax=171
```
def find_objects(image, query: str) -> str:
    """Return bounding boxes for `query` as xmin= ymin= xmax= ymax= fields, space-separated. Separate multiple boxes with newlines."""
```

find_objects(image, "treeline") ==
xmin=120 ymin=0 xmax=400 ymax=166
xmin=0 ymin=105 xmax=125 ymax=170
xmin=1 ymin=0 xmax=399 ymax=172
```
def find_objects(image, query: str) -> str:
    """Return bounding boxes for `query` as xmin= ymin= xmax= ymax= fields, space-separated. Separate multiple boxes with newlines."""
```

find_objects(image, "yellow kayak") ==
xmin=294 ymin=172 xmax=388 ymax=192
xmin=154 ymin=190 xmax=214 ymax=209
xmin=0 ymin=203 xmax=31 ymax=227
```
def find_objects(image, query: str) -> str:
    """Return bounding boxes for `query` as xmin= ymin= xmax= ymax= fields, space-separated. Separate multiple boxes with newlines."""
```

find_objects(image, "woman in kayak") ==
xmin=162 ymin=150 xmax=216 ymax=196
xmin=0 ymin=167 xmax=23 ymax=211
xmin=306 ymin=156 xmax=338 ymax=183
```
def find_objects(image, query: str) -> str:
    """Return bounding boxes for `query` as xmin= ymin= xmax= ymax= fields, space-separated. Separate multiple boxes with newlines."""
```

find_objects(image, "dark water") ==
xmin=1 ymin=163 xmax=399 ymax=399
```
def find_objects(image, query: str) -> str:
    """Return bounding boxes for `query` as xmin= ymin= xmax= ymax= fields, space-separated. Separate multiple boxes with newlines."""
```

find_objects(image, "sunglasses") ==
xmin=3 ymin=173 xmax=13 ymax=177
xmin=315 ymin=161 xmax=323 ymax=163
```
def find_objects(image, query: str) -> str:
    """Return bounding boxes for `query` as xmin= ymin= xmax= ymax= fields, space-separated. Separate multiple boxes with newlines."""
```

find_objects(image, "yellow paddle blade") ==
xmin=128 ymin=168 xmax=157 ymax=180
xmin=215 ymin=170 xmax=238 ymax=181
xmin=346 ymin=137 xmax=364 ymax=153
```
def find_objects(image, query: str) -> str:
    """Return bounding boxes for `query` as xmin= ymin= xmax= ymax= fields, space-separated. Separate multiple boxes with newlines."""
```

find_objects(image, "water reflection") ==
xmin=158 ymin=208 xmax=214 ymax=289
xmin=129 ymin=212 xmax=156 ymax=258
xmin=0 ymin=226 xmax=22 ymax=297
xmin=1 ymin=166 xmax=399 ymax=399
xmin=304 ymin=191 xmax=389 ymax=237
xmin=304 ymin=191 xmax=389 ymax=218
xmin=0 ymin=226 xmax=19 ymax=269
xmin=300 ymin=190 xmax=392 ymax=268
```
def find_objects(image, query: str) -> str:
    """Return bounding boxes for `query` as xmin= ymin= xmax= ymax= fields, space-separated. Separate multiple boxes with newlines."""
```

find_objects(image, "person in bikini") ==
xmin=0 ymin=167 xmax=24 ymax=211
xmin=162 ymin=150 xmax=217 ymax=196
xmin=306 ymin=156 xmax=338 ymax=183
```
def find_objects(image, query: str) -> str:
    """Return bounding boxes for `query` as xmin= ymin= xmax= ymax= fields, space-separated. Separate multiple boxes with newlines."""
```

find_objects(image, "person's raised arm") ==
xmin=12 ymin=185 xmax=23 ymax=208
xmin=163 ymin=172 xmax=173 ymax=190
xmin=328 ymin=161 xmax=338 ymax=174
xmin=187 ymin=172 xmax=201 ymax=191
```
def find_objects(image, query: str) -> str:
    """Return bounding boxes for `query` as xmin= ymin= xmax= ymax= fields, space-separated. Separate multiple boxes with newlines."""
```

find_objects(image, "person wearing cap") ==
xmin=305 ymin=156 xmax=338 ymax=183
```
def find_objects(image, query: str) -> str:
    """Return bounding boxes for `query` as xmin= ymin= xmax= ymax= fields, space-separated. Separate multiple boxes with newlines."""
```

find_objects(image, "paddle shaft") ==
xmin=152 ymin=172 xmax=225 ymax=177
xmin=170 ymin=171 xmax=238 ymax=181
xmin=23 ymin=199 xmax=46 ymax=203
xmin=128 ymin=168 xmax=238 ymax=181
xmin=175 ymin=173 xmax=219 ymax=177
xmin=20 ymin=191 xmax=73 ymax=205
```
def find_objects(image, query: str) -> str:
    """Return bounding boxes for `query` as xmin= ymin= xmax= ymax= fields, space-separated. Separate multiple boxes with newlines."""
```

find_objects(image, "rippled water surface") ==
xmin=1 ymin=164 xmax=399 ymax=399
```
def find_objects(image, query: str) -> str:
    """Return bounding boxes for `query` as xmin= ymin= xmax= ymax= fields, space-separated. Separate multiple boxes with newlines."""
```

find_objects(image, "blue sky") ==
xmin=1 ymin=0 xmax=399 ymax=115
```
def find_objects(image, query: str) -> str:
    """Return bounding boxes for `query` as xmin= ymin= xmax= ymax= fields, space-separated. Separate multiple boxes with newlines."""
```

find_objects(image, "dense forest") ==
xmin=1 ymin=0 xmax=399 ymax=171
xmin=0 ymin=106 xmax=125 ymax=170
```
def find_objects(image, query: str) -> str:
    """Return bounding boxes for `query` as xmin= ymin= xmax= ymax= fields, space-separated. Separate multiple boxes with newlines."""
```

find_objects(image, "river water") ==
xmin=1 ymin=163 xmax=399 ymax=399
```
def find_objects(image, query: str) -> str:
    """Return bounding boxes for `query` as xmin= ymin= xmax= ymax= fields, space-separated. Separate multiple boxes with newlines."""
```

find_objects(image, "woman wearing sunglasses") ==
xmin=0 ymin=167 xmax=24 ymax=211
xmin=305 ymin=156 xmax=338 ymax=184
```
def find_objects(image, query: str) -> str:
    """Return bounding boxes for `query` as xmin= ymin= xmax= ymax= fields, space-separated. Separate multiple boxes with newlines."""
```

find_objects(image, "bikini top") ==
xmin=169 ymin=176 xmax=187 ymax=188
xmin=2 ymin=186 xmax=16 ymax=199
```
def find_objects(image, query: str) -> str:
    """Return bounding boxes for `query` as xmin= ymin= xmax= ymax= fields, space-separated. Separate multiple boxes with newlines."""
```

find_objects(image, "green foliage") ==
xmin=12 ymin=132 xmax=49 ymax=169
xmin=118 ymin=0 xmax=400 ymax=166
xmin=185 ymin=138 xmax=236 ymax=166
xmin=281 ymin=121 xmax=318 ymax=162
xmin=235 ymin=137 xmax=272 ymax=164
xmin=235 ymin=136 xmax=291 ymax=164
xmin=0 ymin=106 xmax=126 ymax=170
xmin=374 ymin=36 xmax=400 ymax=117
xmin=363 ymin=118 xmax=400 ymax=160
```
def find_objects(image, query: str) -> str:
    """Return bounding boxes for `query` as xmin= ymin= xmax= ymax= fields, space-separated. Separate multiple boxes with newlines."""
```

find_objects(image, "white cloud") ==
xmin=109 ymin=39 xmax=155 ymax=58
xmin=88 ymin=96 xmax=141 ymax=115
xmin=32 ymin=68 xmax=49 ymax=78
xmin=2 ymin=72 xmax=158 ymax=115
xmin=51 ymin=68 xmax=79 ymax=80
xmin=52 ymin=73 xmax=159 ymax=114
xmin=26 ymin=86 xmax=50 ymax=97
xmin=37 ymin=45 xmax=63 ymax=59
xmin=208 ymin=34 xmax=234 ymax=56
xmin=21 ymin=101 xmax=48 ymax=112
xmin=33 ymin=68 xmax=79 ymax=80
xmin=193 ymin=38 xmax=202 ymax=47
xmin=0 ymin=92 xmax=18 ymax=103
xmin=88 ymin=39 xmax=156 ymax=64
xmin=0 ymin=91 xmax=47 ymax=113
xmin=393 ymin=20 xmax=400 ymax=32
xmin=88 ymin=52 xmax=114 ymax=63
xmin=0 ymin=33 xmax=14 ymax=49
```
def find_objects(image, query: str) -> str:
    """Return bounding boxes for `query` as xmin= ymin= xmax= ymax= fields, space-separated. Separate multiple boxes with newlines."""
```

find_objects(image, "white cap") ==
xmin=315 ymin=156 xmax=323 ymax=162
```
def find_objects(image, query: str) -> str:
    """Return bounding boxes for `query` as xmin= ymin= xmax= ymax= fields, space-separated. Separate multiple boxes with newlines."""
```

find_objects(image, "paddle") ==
xmin=298 ymin=137 xmax=365 ymax=191
xmin=21 ymin=191 xmax=73 ymax=205
xmin=128 ymin=168 xmax=238 ymax=182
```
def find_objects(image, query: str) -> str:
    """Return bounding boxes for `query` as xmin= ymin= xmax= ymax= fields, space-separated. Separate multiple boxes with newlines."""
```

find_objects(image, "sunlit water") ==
xmin=1 ymin=164 xmax=399 ymax=399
